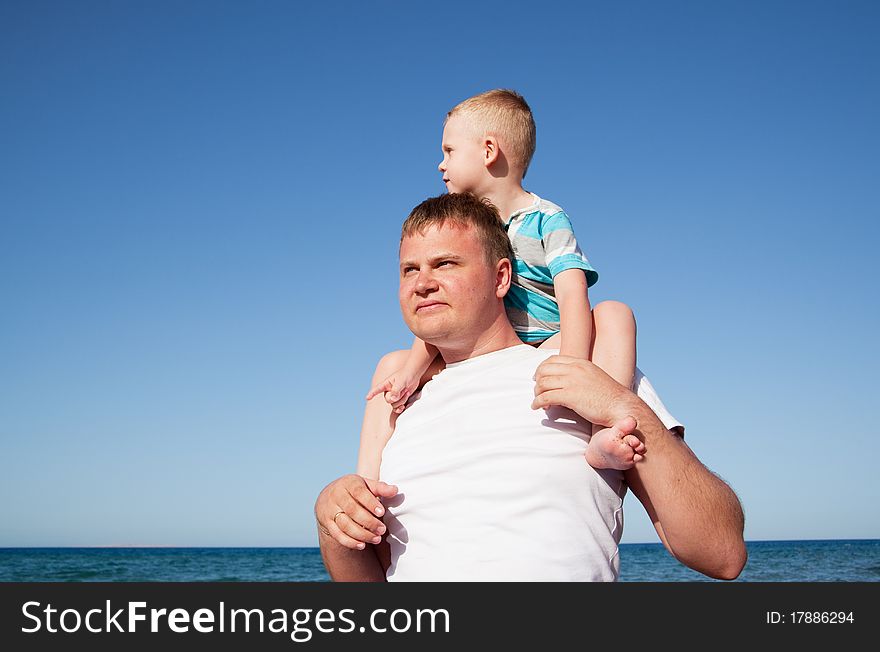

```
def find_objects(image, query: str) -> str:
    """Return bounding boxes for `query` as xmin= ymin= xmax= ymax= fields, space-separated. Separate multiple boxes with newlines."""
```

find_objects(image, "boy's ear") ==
xmin=483 ymin=136 xmax=500 ymax=167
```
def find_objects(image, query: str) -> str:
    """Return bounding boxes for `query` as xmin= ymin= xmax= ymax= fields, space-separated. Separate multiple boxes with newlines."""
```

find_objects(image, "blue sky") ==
xmin=1 ymin=0 xmax=878 ymax=547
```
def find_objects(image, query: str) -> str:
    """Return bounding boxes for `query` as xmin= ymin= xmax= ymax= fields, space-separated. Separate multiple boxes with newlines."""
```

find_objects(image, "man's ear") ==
xmin=495 ymin=257 xmax=512 ymax=298
xmin=483 ymin=136 xmax=500 ymax=167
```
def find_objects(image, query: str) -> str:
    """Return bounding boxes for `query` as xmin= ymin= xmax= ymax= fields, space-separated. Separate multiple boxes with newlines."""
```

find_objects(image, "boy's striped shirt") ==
xmin=503 ymin=194 xmax=598 ymax=342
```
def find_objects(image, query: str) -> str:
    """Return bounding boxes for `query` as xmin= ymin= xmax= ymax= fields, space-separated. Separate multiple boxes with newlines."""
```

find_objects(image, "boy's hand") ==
xmin=366 ymin=370 xmax=419 ymax=414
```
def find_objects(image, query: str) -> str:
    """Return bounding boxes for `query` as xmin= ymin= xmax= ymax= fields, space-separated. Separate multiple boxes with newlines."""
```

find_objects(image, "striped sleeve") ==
xmin=540 ymin=211 xmax=599 ymax=287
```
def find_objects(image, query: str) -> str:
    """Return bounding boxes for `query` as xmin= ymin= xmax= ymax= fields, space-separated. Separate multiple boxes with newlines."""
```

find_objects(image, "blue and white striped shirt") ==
xmin=504 ymin=194 xmax=598 ymax=342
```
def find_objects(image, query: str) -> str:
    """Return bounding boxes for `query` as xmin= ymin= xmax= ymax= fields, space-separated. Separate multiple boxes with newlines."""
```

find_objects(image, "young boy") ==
xmin=357 ymin=89 xmax=642 ymax=480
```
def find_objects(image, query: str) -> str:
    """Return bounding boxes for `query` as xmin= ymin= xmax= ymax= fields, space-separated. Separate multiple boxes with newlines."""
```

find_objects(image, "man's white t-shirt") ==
xmin=379 ymin=345 xmax=683 ymax=582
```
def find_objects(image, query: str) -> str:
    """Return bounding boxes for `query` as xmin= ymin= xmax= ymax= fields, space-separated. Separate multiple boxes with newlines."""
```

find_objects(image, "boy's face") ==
xmin=438 ymin=114 xmax=487 ymax=194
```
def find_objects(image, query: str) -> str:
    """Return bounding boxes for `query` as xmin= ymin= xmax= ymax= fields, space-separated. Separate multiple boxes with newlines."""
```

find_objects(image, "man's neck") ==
xmin=483 ymin=185 xmax=535 ymax=223
xmin=435 ymin=317 xmax=524 ymax=365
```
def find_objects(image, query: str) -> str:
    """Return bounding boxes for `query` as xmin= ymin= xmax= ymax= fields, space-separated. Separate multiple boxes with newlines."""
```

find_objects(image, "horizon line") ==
xmin=1 ymin=537 xmax=878 ymax=549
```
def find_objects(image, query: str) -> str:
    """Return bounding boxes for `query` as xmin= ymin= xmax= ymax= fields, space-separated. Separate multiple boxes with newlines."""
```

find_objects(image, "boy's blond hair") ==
xmin=447 ymin=89 xmax=537 ymax=178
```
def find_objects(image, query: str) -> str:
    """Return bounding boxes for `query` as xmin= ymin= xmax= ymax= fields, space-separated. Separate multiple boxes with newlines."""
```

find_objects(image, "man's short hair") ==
xmin=447 ymin=89 xmax=537 ymax=178
xmin=401 ymin=193 xmax=515 ymax=267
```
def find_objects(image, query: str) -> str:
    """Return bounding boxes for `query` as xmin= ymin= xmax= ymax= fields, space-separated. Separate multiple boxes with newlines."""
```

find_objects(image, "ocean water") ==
xmin=1 ymin=540 xmax=878 ymax=582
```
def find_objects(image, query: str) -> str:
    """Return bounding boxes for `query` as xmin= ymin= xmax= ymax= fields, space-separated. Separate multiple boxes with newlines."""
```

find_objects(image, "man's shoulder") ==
xmin=496 ymin=344 xmax=552 ymax=363
xmin=431 ymin=345 xmax=548 ymax=385
xmin=460 ymin=344 xmax=547 ymax=372
xmin=397 ymin=345 xmax=544 ymax=420
xmin=491 ymin=344 xmax=559 ymax=373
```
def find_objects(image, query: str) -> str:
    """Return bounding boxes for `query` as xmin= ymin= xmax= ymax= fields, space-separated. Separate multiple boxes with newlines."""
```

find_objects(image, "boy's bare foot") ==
xmin=584 ymin=416 xmax=646 ymax=470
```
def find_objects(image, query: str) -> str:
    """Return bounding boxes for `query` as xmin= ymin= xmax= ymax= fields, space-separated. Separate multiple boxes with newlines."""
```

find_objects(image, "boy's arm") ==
xmin=540 ymin=209 xmax=596 ymax=360
xmin=401 ymin=337 xmax=438 ymax=384
xmin=366 ymin=337 xmax=438 ymax=410
xmin=554 ymin=269 xmax=592 ymax=360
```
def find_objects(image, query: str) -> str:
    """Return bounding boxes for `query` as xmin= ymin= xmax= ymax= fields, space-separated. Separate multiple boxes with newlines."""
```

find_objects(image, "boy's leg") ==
xmin=520 ymin=318 xmax=644 ymax=469
xmin=536 ymin=300 xmax=635 ymax=387
xmin=356 ymin=350 xmax=447 ymax=480
xmin=585 ymin=301 xmax=644 ymax=469
xmin=356 ymin=350 xmax=409 ymax=480
xmin=590 ymin=300 xmax=636 ymax=391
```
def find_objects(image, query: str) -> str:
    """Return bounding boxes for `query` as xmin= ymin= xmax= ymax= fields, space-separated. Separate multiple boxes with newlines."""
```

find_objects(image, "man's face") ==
xmin=399 ymin=222 xmax=503 ymax=346
xmin=438 ymin=114 xmax=486 ymax=194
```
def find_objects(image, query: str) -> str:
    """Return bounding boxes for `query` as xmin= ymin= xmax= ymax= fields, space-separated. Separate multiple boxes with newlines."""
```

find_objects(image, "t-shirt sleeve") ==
xmin=632 ymin=368 xmax=685 ymax=438
xmin=540 ymin=211 xmax=599 ymax=287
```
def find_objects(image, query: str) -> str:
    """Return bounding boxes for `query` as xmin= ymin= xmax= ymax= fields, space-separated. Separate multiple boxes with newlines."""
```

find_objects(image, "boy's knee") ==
xmin=375 ymin=349 xmax=410 ymax=375
xmin=593 ymin=301 xmax=635 ymax=326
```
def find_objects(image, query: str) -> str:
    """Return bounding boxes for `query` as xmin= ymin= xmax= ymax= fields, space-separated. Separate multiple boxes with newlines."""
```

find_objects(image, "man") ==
xmin=316 ymin=193 xmax=746 ymax=581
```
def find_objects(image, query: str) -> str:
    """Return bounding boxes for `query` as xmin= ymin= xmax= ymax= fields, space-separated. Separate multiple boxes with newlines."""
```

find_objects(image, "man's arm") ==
xmin=532 ymin=356 xmax=747 ymax=580
xmin=315 ymin=474 xmax=397 ymax=581
xmin=318 ymin=529 xmax=389 ymax=582
xmin=619 ymin=407 xmax=746 ymax=579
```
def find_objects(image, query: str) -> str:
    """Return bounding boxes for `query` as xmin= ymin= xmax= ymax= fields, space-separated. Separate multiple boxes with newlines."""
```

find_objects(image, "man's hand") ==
xmin=366 ymin=368 xmax=419 ymax=414
xmin=315 ymin=474 xmax=398 ymax=550
xmin=531 ymin=355 xmax=640 ymax=427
